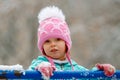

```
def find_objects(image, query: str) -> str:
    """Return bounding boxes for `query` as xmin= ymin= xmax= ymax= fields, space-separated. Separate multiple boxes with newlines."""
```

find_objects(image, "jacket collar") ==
xmin=53 ymin=59 xmax=68 ymax=64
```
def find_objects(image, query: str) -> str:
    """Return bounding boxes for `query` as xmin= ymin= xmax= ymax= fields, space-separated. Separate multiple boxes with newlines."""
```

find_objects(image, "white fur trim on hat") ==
xmin=38 ymin=6 xmax=65 ymax=23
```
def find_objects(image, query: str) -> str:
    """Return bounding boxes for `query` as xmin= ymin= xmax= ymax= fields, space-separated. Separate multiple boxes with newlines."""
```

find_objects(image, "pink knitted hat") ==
xmin=37 ymin=6 xmax=73 ymax=68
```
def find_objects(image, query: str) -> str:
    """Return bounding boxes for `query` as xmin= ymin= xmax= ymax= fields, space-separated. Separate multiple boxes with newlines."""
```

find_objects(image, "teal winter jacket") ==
xmin=28 ymin=56 xmax=109 ymax=80
xmin=29 ymin=56 xmax=89 ymax=71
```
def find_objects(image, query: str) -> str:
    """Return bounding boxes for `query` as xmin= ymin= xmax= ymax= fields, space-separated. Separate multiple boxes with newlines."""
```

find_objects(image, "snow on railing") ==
xmin=0 ymin=70 xmax=120 ymax=79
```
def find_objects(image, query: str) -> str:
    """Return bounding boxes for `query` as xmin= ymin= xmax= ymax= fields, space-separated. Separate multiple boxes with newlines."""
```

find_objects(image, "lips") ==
xmin=50 ymin=49 xmax=58 ymax=52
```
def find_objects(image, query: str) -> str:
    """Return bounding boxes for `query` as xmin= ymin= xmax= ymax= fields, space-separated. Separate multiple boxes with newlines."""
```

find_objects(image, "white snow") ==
xmin=0 ymin=64 xmax=24 ymax=71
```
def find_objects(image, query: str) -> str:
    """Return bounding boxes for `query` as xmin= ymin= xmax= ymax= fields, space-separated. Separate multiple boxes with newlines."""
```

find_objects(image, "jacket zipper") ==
xmin=60 ymin=64 xmax=64 ymax=70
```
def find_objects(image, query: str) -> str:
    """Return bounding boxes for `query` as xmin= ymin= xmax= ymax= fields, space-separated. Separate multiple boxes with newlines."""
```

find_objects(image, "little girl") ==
xmin=29 ymin=6 xmax=115 ymax=80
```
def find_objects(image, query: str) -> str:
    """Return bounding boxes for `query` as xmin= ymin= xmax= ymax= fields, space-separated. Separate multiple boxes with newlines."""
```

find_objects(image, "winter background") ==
xmin=0 ymin=0 xmax=120 ymax=69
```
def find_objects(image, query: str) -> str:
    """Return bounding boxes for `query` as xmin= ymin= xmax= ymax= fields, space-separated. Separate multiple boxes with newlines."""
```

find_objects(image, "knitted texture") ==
xmin=38 ymin=17 xmax=71 ymax=53
xmin=37 ymin=6 xmax=72 ymax=54
xmin=37 ymin=6 xmax=73 ymax=68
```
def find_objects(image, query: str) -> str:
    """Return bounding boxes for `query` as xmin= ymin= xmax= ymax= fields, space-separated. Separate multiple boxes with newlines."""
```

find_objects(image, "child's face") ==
xmin=43 ymin=38 xmax=66 ymax=61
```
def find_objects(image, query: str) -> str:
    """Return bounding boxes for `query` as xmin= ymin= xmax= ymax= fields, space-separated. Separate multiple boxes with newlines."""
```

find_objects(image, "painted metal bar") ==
xmin=0 ymin=70 xmax=120 ymax=79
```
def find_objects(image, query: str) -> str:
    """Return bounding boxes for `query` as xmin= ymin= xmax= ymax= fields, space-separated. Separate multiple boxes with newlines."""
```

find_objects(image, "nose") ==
xmin=50 ymin=41 xmax=56 ymax=47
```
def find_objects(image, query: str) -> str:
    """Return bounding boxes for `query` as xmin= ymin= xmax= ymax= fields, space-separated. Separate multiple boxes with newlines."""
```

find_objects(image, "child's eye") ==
xmin=57 ymin=38 xmax=62 ymax=41
xmin=45 ymin=40 xmax=50 ymax=43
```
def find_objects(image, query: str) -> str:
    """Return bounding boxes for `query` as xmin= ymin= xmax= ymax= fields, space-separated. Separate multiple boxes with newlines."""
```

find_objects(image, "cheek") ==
xmin=60 ymin=43 xmax=67 ymax=52
xmin=43 ymin=45 xmax=48 ymax=53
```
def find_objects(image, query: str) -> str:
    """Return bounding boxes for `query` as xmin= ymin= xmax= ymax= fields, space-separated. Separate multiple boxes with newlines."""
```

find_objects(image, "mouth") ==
xmin=50 ymin=49 xmax=58 ymax=52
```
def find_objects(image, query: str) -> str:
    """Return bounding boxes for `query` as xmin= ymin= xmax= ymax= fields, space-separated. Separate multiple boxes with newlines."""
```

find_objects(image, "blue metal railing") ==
xmin=0 ymin=70 xmax=120 ymax=79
